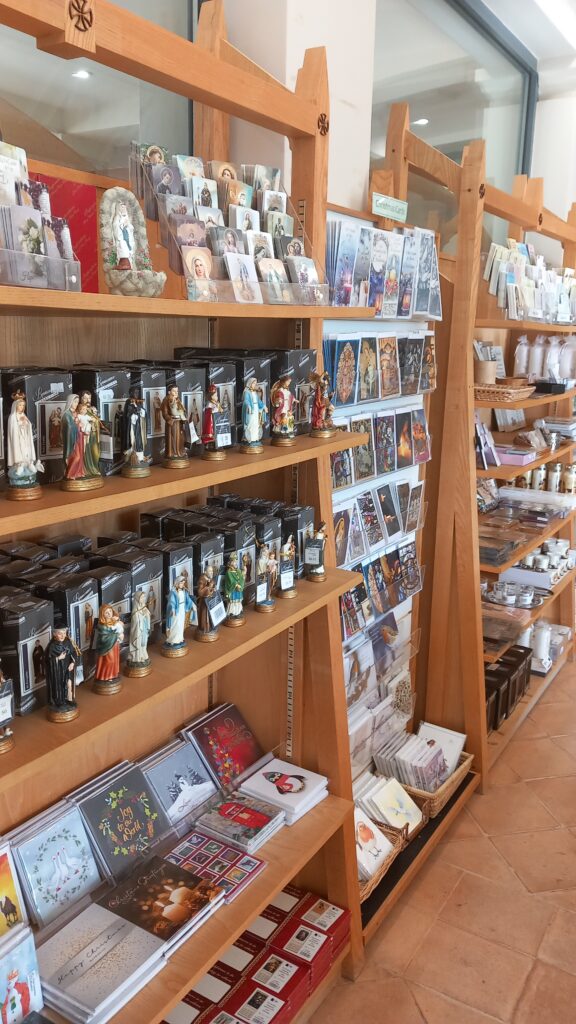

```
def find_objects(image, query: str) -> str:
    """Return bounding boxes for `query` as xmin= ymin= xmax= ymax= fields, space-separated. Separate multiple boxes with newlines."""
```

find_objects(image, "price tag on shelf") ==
xmin=256 ymin=580 xmax=268 ymax=603
xmin=279 ymin=559 xmax=294 ymax=591
xmin=214 ymin=412 xmax=232 ymax=448
xmin=206 ymin=594 xmax=227 ymax=628
xmin=305 ymin=540 xmax=323 ymax=566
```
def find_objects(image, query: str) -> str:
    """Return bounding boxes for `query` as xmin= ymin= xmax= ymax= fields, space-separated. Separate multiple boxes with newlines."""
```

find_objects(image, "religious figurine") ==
xmin=277 ymin=535 xmax=298 ymax=599
xmin=161 ymin=384 xmax=191 ymax=469
xmin=6 ymin=391 xmax=44 ymax=501
xmin=45 ymin=627 xmax=81 ymax=723
xmin=240 ymin=377 xmax=267 ymax=454
xmin=195 ymin=565 xmax=220 ymax=643
xmin=306 ymin=521 xmax=327 ymax=582
xmin=0 ymin=666 xmax=15 ymax=754
xmin=202 ymin=384 xmax=228 ymax=462
xmin=255 ymin=542 xmax=276 ymax=614
xmin=309 ymin=371 xmax=337 ymax=438
xmin=223 ymin=552 xmax=246 ymax=627
xmin=125 ymin=590 xmax=152 ymax=677
xmin=270 ymin=374 xmax=298 ymax=446
xmin=61 ymin=393 xmax=104 ymax=491
xmin=121 ymin=386 xmax=151 ymax=478
xmin=93 ymin=604 xmax=124 ymax=695
xmin=162 ymin=574 xmax=195 ymax=657
xmin=100 ymin=185 xmax=166 ymax=297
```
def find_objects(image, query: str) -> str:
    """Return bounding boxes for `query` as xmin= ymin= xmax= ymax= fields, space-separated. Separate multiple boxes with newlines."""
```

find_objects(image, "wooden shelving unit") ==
xmin=475 ymin=440 xmax=575 ymax=479
xmin=483 ymin=570 xmax=576 ymax=662
xmin=479 ymin=511 xmax=575 ymax=573
xmin=475 ymin=319 xmax=576 ymax=334
xmin=0 ymin=1 xmax=371 ymax=1017
xmin=474 ymin=388 xmax=576 ymax=411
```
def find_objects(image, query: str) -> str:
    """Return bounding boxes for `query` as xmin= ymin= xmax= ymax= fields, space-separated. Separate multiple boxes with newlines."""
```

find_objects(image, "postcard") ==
xmin=398 ymin=335 xmax=424 ymax=396
xmin=378 ymin=335 xmax=401 ymax=399
xmin=357 ymin=336 xmax=379 ymax=401
xmin=332 ymin=336 xmax=359 ymax=407
xmin=395 ymin=412 xmax=414 ymax=469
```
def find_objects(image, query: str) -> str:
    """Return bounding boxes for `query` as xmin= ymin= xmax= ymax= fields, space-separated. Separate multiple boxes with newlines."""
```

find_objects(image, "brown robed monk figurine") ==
xmin=160 ymin=384 xmax=190 ymax=469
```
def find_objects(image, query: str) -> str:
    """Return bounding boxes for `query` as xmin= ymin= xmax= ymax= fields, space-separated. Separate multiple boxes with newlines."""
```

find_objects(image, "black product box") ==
xmin=270 ymin=349 xmax=316 ymax=434
xmin=0 ymin=369 xmax=5 ymax=482
xmin=78 ymin=565 xmax=132 ymax=653
xmin=97 ymin=530 xmax=139 ymax=547
xmin=47 ymin=554 xmax=91 ymax=575
xmin=209 ymin=504 xmax=253 ymax=522
xmin=139 ymin=507 xmax=183 ymax=540
xmin=43 ymin=533 xmax=92 ymax=557
xmin=187 ymin=532 xmax=225 ymax=595
xmin=163 ymin=511 xmax=200 ymax=542
xmin=249 ymin=498 xmax=286 ymax=516
xmin=138 ymin=366 xmax=167 ymax=464
xmin=72 ymin=367 xmax=134 ymax=475
xmin=206 ymin=518 xmax=256 ymax=604
xmin=252 ymin=514 xmax=281 ymax=604
xmin=279 ymin=504 xmax=315 ymax=577
xmin=34 ymin=573 xmax=100 ymax=684
xmin=88 ymin=542 xmax=139 ymax=569
xmin=207 ymin=493 xmax=242 ymax=509
xmin=9 ymin=566 xmax=60 ymax=593
xmin=106 ymin=550 xmax=164 ymax=638
xmin=132 ymin=539 xmax=194 ymax=605
xmin=184 ymin=359 xmax=238 ymax=445
xmin=0 ymin=561 xmax=55 ymax=587
xmin=0 ymin=541 xmax=56 ymax=562
xmin=168 ymin=365 xmax=206 ymax=451
xmin=3 ymin=369 xmax=73 ymax=483
xmin=0 ymin=587 xmax=54 ymax=714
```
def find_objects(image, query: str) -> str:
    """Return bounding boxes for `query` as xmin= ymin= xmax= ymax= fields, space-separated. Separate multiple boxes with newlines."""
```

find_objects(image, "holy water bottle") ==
xmin=527 ymin=334 xmax=545 ymax=379
xmin=513 ymin=334 xmax=529 ymax=377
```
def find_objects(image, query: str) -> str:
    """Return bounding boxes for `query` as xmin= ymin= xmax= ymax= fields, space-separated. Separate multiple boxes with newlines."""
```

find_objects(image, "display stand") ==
xmin=0 ymin=1 xmax=375 ymax=1018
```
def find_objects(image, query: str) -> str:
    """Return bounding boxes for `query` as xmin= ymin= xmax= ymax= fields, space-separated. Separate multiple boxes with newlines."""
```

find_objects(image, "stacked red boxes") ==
xmin=245 ymin=949 xmax=311 ymax=1016
xmin=216 ymin=979 xmax=289 ymax=1024
xmin=269 ymin=917 xmax=332 ymax=991
xmin=294 ymin=895 xmax=352 ymax=962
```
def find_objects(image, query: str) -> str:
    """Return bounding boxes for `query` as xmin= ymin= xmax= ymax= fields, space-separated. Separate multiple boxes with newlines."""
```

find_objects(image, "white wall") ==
xmin=524 ymin=95 xmax=576 ymax=264
xmin=224 ymin=0 xmax=376 ymax=210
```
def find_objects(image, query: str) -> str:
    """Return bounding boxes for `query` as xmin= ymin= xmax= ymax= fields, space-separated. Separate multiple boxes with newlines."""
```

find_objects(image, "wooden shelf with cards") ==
xmin=376 ymin=103 xmax=576 ymax=802
xmin=0 ymin=0 xmax=368 ymax=1014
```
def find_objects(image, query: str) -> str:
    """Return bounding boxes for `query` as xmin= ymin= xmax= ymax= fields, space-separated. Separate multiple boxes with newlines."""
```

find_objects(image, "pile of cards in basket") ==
xmin=0 ymin=703 xmax=332 ymax=1024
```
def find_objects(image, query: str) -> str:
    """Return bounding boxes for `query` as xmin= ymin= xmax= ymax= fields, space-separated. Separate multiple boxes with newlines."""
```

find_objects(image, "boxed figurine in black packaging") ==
xmin=206 ymin=518 xmax=256 ymax=604
xmin=139 ymin=507 xmax=183 ymax=540
xmin=207 ymin=493 xmax=242 ymax=509
xmin=97 ymin=530 xmax=139 ymax=547
xmin=137 ymin=365 xmax=167 ymax=464
xmin=163 ymin=510 xmax=200 ymax=542
xmin=270 ymin=349 xmax=316 ymax=434
xmin=168 ymin=364 xmax=206 ymax=451
xmin=184 ymin=359 xmax=238 ymax=444
xmin=47 ymin=554 xmax=91 ymax=575
xmin=78 ymin=565 xmax=132 ymax=651
xmin=88 ymin=542 xmax=139 ymax=570
xmin=279 ymin=504 xmax=315 ymax=577
xmin=3 ymin=369 xmax=73 ymax=483
xmin=72 ymin=366 xmax=134 ymax=475
xmin=43 ymin=533 xmax=92 ymax=557
xmin=34 ymin=574 xmax=100 ymax=683
xmin=187 ymin=532 xmax=225 ymax=594
xmin=3 ymin=563 xmax=58 ymax=592
xmin=0 ymin=587 xmax=54 ymax=713
xmin=0 ymin=540 xmax=55 ymax=562
xmin=106 ymin=550 xmax=164 ymax=638
xmin=132 ymin=539 xmax=195 ymax=606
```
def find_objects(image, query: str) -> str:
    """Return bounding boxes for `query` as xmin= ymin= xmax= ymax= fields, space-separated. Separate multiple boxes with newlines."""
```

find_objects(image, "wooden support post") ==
xmin=193 ymin=0 xmax=229 ymax=161
xmin=426 ymin=139 xmax=489 ymax=784
xmin=564 ymin=202 xmax=576 ymax=268
xmin=37 ymin=0 xmax=96 ymax=58
xmin=290 ymin=48 xmax=329 ymax=274
xmin=383 ymin=103 xmax=409 ymax=201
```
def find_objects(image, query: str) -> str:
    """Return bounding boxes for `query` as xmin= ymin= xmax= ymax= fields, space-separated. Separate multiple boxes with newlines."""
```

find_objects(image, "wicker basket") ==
xmin=474 ymin=380 xmax=536 ymax=403
xmin=373 ymin=792 xmax=431 ymax=844
xmin=358 ymin=823 xmax=406 ymax=903
xmin=404 ymin=752 xmax=475 ymax=818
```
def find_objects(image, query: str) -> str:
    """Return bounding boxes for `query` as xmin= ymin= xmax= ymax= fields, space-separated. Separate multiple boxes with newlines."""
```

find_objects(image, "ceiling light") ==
xmin=72 ymin=69 xmax=91 ymax=79
xmin=412 ymin=118 xmax=429 ymax=126
xmin=534 ymin=0 xmax=576 ymax=51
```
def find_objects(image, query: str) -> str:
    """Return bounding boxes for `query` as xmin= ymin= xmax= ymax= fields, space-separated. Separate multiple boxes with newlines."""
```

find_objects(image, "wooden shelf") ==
xmin=0 ymin=433 xmax=366 ymax=540
xmin=44 ymin=795 xmax=352 ymax=1024
xmin=479 ymin=511 xmax=575 ymax=574
xmin=0 ymin=285 xmax=377 ymax=320
xmin=482 ymin=569 xmax=576 ymax=663
xmin=361 ymin=772 xmax=480 ymax=943
xmin=474 ymin=387 xmax=576 ymax=410
xmin=487 ymin=643 xmax=574 ymax=767
xmin=0 ymin=569 xmax=354 ymax=825
xmin=476 ymin=441 xmax=576 ymax=480
xmin=475 ymin=319 xmax=576 ymax=334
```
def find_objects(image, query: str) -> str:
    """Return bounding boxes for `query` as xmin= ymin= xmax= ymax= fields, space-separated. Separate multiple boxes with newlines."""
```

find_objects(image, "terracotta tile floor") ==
xmin=314 ymin=663 xmax=576 ymax=1023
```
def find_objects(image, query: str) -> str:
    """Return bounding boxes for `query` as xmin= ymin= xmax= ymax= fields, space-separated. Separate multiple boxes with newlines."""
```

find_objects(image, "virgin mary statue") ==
xmin=7 ymin=392 xmax=44 ymax=497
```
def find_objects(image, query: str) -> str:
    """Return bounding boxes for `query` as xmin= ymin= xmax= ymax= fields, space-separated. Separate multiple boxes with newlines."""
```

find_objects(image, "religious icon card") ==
xmin=378 ymin=335 xmax=401 ymax=399
xmin=332 ymin=335 xmax=359 ymax=407
xmin=398 ymin=335 xmax=424 ymax=396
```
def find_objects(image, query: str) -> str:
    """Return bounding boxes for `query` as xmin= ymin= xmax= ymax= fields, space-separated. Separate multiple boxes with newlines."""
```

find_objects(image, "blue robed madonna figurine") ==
xmin=162 ymin=574 xmax=195 ymax=658
xmin=240 ymin=377 xmax=267 ymax=454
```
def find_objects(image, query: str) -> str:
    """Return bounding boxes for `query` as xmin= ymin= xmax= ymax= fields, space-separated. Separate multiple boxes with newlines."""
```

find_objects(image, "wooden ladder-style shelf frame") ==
xmin=378 ymin=102 xmax=576 ymax=788
xmin=0 ymin=2 xmax=373 ymax=1019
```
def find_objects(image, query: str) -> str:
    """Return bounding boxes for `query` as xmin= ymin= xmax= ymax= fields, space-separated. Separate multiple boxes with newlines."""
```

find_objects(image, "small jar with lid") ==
xmin=562 ymin=463 xmax=576 ymax=494
xmin=532 ymin=465 xmax=547 ymax=490
xmin=546 ymin=462 xmax=563 ymax=492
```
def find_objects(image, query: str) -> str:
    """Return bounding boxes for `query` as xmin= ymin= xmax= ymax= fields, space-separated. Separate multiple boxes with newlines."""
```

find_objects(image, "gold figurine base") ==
xmin=122 ymin=464 xmax=151 ymax=479
xmin=276 ymin=587 xmax=299 ymax=600
xmin=124 ymin=662 xmax=152 ymax=677
xmin=271 ymin=435 xmax=296 ymax=447
xmin=47 ymin=706 xmax=79 ymax=724
xmin=202 ymin=449 xmax=228 ymax=461
xmin=163 ymin=457 xmax=189 ymax=469
xmin=239 ymin=444 xmax=263 ymax=455
xmin=307 ymin=572 xmax=327 ymax=582
xmin=0 ymin=736 xmax=14 ymax=755
xmin=310 ymin=427 xmax=338 ymax=439
xmin=195 ymin=628 xmax=219 ymax=643
xmin=225 ymin=615 xmax=245 ymax=628
xmin=255 ymin=601 xmax=276 ymax=614
xmin=6 ymin=484 xmax=43 ymax=501
xmin=61 ymin=476 xmax=104 ymax=492
xmin=161 ymin=644 xmax=189 ymax=658
xmin=93 ymin=678 xmax=122 ymax=695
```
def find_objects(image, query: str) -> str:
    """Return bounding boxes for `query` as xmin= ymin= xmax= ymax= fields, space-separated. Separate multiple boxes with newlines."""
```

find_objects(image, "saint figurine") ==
xmin=121 ymin=386 xmax=151 ymax=478
xmin=125 ymin=590 xmax=152 ymax=677
xmin=240 ymin=377 xmax=267 ymax=454
xmin=201 ymin=384 xmax=228 ymax=462
xmin=270 ymin=374 xmax=298 ymax=446
xmin=255 ymin=542 xmax=276 ymax=614
xmin=306 ymin=521 xmax=327 ymax=582
xmin=223 ymin=552 xmax=246 ymax=627
xmin=195 ymin=565 xmax=220 ymax=643
xmin=163 ymin=574 xmax=195 ymax=657
xmin=0 ymin=666 xmax=15 ymax=754
xmin=45 ymin=627 xmax=81 ymax=722
xmin=277 ymin=534 xmax=298 ymax=599
xmin=309 ymin=371 xmax=337 ymax=438
xmin=112 ymin=200 xmax=135 ymax=270
xmin=160 ymin=384 xmax=190 ymax=469
xmin=93 ymin=604 xmax=124 ymax=695
xmin=6 ymin=391 xmax=44 ymax=501
xmin=61 ymin=393 xmax=104 ymax=491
